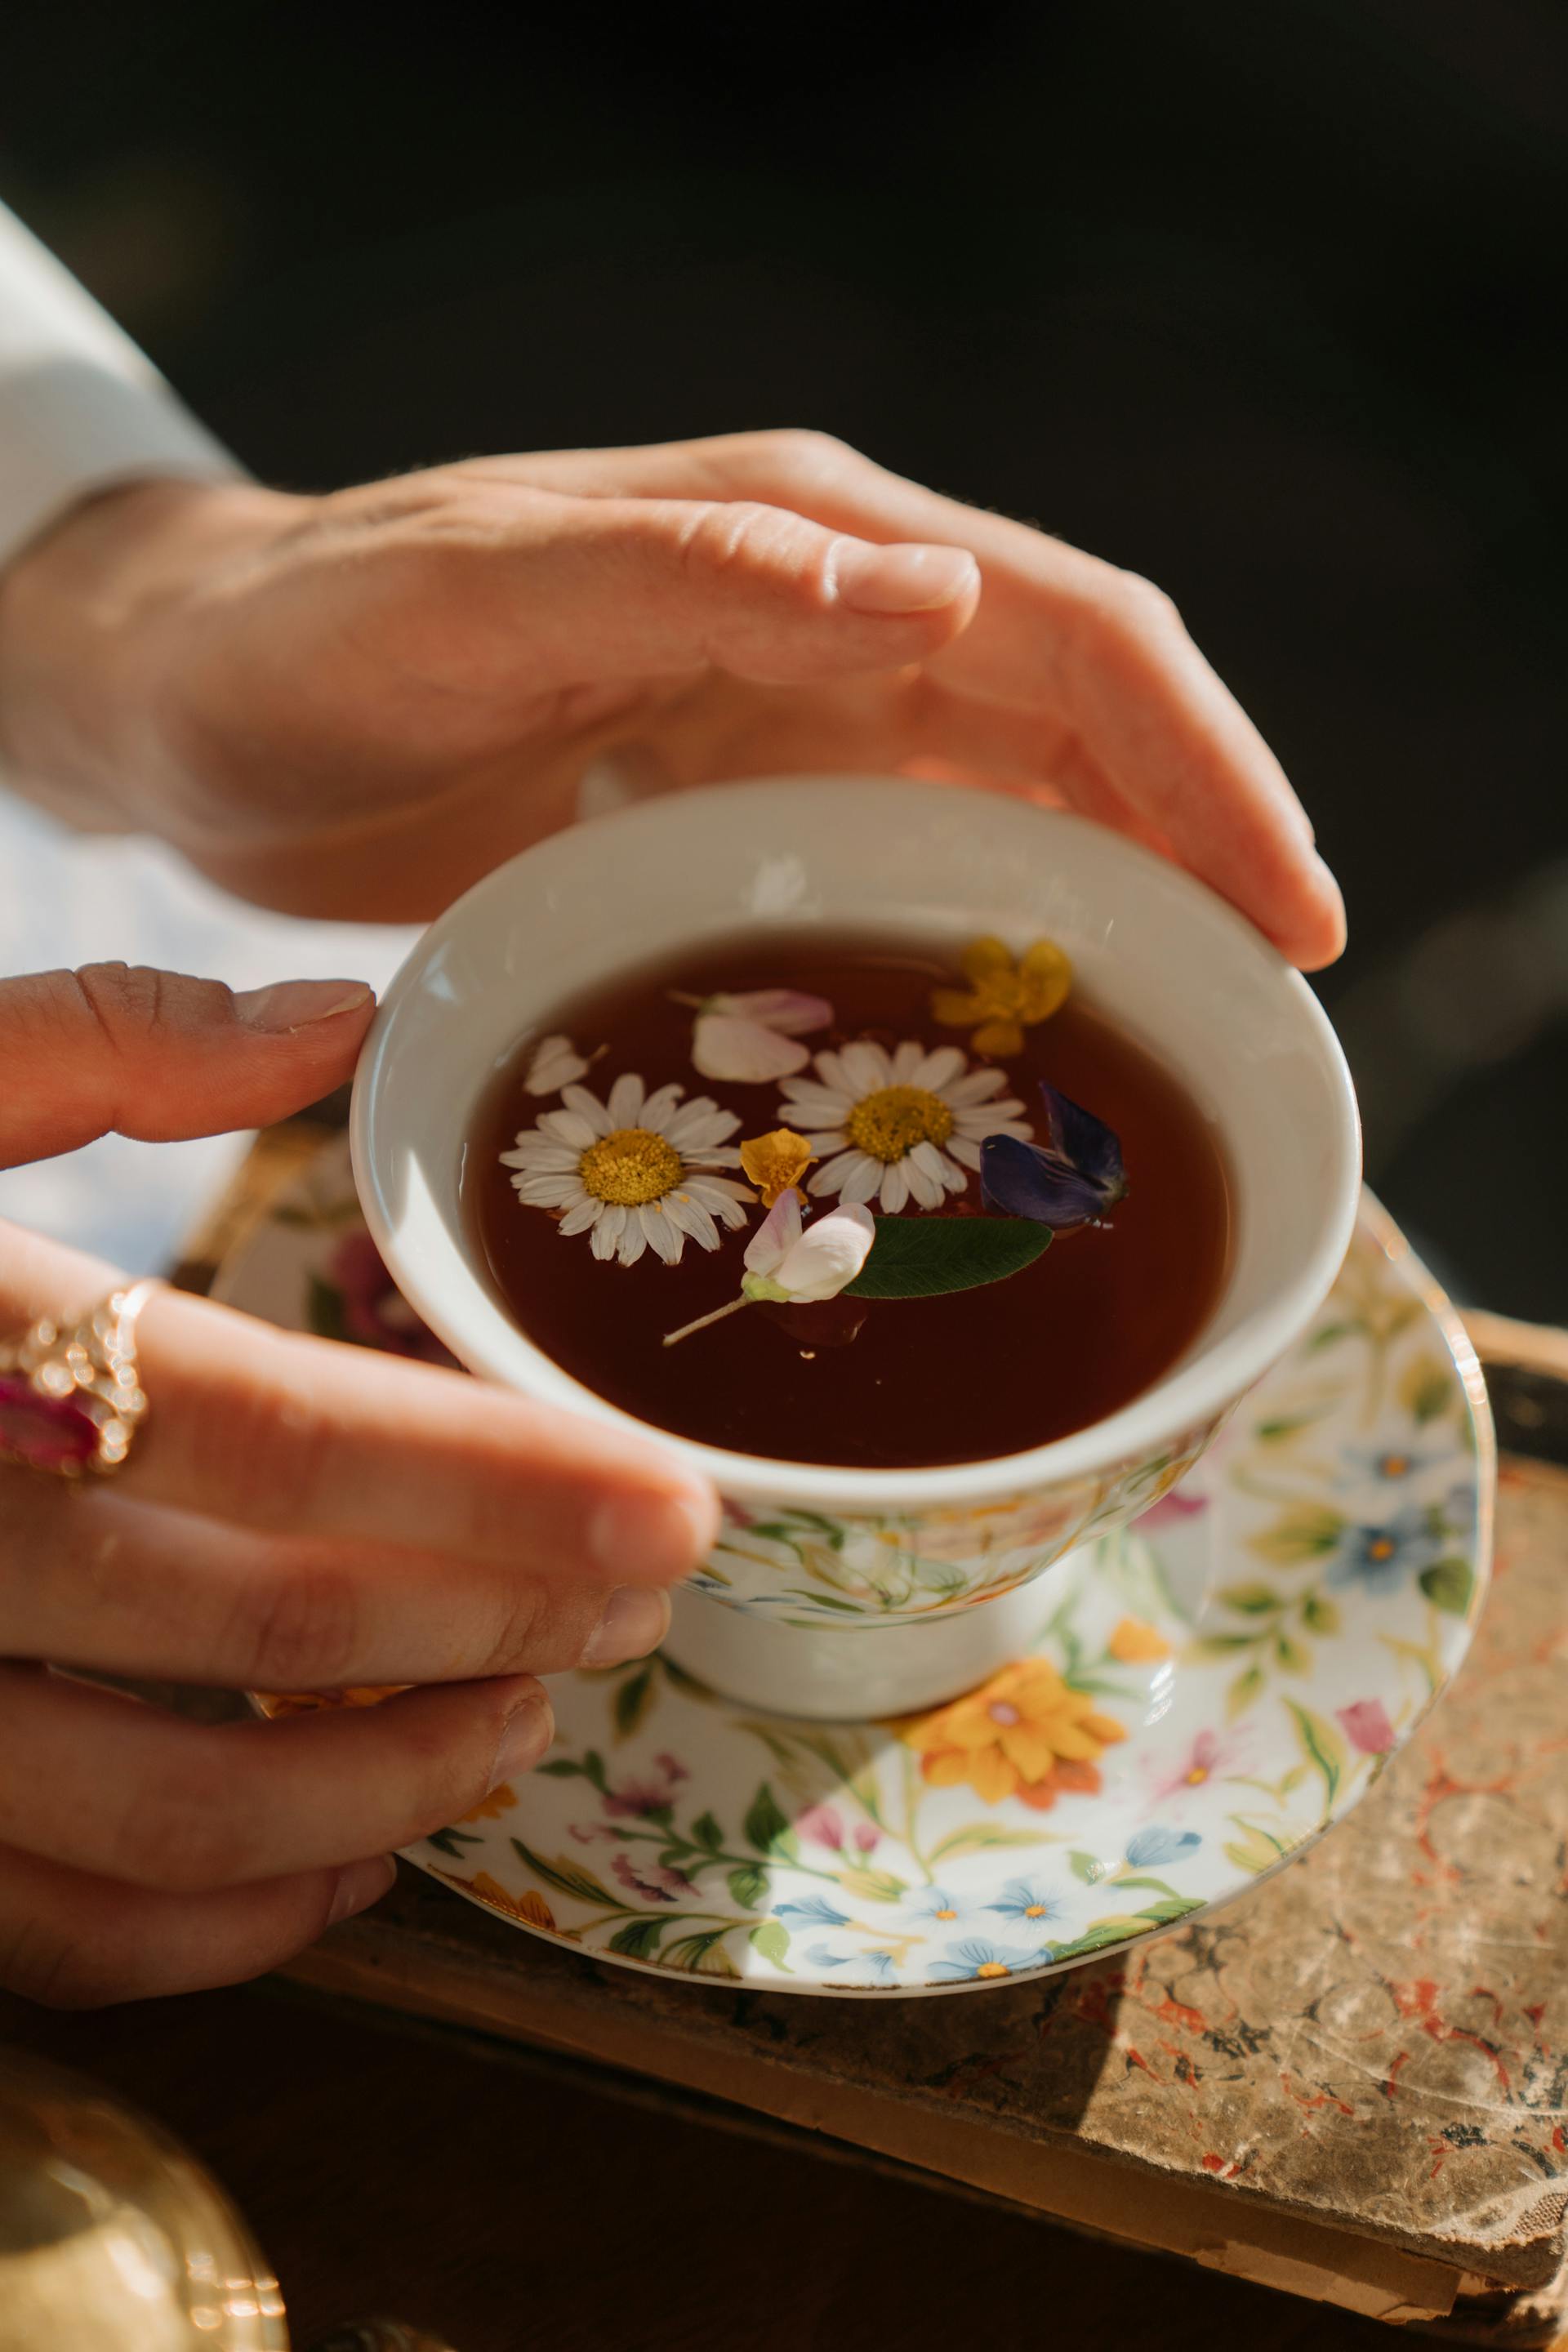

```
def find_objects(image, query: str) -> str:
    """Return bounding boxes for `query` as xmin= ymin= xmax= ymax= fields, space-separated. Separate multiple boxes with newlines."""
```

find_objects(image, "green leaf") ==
xmin=1113 ymin=1875 xmax=1180 ymax=1900
xmin=1223 ymin=1817 xmax=1298 ymax=1875
xmin=1419 ymin=1556 xmax=1476 ymax=1617
xmin=423 ymin=1824 xmax=482 ymax=1860
xmin=1135 ymin=1895 xmax=1205 ymax=1926
xmin=690 ymin=1810 xmax=725 ymax=1854
xmin=1254 ymin=1406 xmax=1334 ymax=1443
xmin=1272 ymin=1632 xmax=1312 ymax=1674
xmin=1067 ymin=1849 xmax=1106 ymax=1882
xmin=305 ymin=1274 xmax=351 ymax=1344
xmin=509 ymin=1839 xmax=620 ymax=1909
xmin=727 ymin=1864 xmax=771 ymax=1909
xmin=1304 ymin=1318 xmax=1356 ymax=1353
xmin=749 ymin=1918 xmax=792 ymax=1970
xmin=1300 ymin=1592 xmax=1341 ymax=1635
xmin=834 ymin=1866 xmax=908 ymax=1904
xmin=1049 ymin=1917 xmax=1151 ymax=1960
xmin=742 ymin=1783 xmax=793 ymax=1855
xmin=1249 ymin=1505 xmax=1346 ymax=1565
xmin=532 ymin=1757 xmax=586 ymax=1779
xmin=1187 ymin=1632 xmax=1265 ymax=1659
xmin=612 ymin=1665 xmax=655 ymax=1741
xmin=1226 ymin=1663 xmax=1266 ymax=1722
xmin=657 ymin=1653 xmax=715 ymax=1699
xmin=608 ymin=1915 xmax=665 ymax=1959
xmin=1285 ymin=1700 xmax=1346 ymax=1811
xmin=844 ymin=1216 xmax=1051 ymax=1300
xmin=1401 ymin=1351 xmax=1454 ymax=1423
xmin=1217 ymin=1581 xmax=1284 ymax=1615
xmin=667 ymin=1928 xmax=740 ymax=1977
xmin=928 ymin=1825 xmax=1059 ymax=1865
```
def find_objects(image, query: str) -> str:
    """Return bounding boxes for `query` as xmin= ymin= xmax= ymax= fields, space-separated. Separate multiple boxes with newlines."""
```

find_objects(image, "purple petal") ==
xmin=1038 ymin=1082 xmax=1126 ymax=1198
xmin=980 ymin=1134 xmax=1108 ymax=1228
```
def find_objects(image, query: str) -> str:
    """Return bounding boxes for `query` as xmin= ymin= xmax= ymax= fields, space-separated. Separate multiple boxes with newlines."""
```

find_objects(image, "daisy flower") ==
xmin=777 ymin=1041 xmax=1031 ymax=1213
xmin=501 ymin=1072 xmax=751 ymax=1267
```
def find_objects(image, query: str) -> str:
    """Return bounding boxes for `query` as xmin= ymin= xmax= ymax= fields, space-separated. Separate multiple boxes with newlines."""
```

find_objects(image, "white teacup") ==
xmin=351 ymin=777 xmax=1360 ymax=1718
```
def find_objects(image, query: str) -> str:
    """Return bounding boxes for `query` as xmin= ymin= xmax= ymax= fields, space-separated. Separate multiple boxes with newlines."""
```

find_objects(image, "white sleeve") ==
xmin=0 ymin=201 xmax=243 ymax=569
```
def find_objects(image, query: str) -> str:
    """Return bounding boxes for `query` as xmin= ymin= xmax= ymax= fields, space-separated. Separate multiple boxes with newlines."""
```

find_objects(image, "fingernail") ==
xmin=834 ymin=540 xmax=979 ymax=616
xmin=493 ymin=1687 xmax=555 ymax=1785
xmin=327 ymin=1853 xmax=396 ymax=1927
xmin=590 ymin=1488 xmax=716 ymax=1584
xmin=582 ymin=1584 xmax=672 ymax=1668
xmin=236 ymin=979 xmax=373 ymax=1032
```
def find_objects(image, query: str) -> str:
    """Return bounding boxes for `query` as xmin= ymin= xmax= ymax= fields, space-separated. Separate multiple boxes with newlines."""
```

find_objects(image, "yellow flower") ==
xmin=895 ymin=1656 xmax=1126 ymax=1809
xmin=1108 ymin=1617 xmax=1173 ymax=1664
xmin=439 ymin=1869 xmax=559 ymax=1931
xmin=459 ymin=1783 xmax=519 ymax=1822
xmin=931 ymin=935 xmax=1071 ymax=1058
xmin=739 ymin=1126 xmax=816 ymax=1206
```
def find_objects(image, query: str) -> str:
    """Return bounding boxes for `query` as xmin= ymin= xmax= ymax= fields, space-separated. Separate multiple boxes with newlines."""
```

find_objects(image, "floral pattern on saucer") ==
xmin=220 ymin=1151 xmax=1492 ymax=1996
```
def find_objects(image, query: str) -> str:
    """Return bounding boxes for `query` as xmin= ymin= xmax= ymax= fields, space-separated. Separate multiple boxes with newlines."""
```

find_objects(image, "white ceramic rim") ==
xmin=351 ymin=777 xmax=1362 ymax=1515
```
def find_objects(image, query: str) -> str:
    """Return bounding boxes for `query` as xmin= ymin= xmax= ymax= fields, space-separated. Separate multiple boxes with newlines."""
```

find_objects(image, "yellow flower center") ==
xmin=976 ymin=1960 xmax=1010 ymax=1978
xmin=1369 ymin=1537 xmax=1396 ymax=1561
xmin=579 ymin=1127 xmax=683 ymax=1206
xmin=1186 ymin=1766 xmax=1209 ymax=1785
xmin=1024 ymin=1903 xmax=1046 ymax=1918
xmin=934 ymin=1905 xmax=956 ymax=1919
xmin=1381 ymin=1454 xmax=1409 ymax=1477
xmin=845 ymin=1084 xmax=955 ymax=1164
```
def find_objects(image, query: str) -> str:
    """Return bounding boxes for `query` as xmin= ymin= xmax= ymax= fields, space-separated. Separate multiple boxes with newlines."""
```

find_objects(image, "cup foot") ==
xmin=664 ymin=1578 xmax=1059 ymax=1720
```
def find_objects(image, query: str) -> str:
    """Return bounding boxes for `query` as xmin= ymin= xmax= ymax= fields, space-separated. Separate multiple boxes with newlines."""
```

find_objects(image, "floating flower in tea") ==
xmin=980 ymin=1080 xmax=1128 ymax=1229
xmin=931 ymin=934 xmax=1072 ymax=1057
xmin=523 ymin=1032 xmax=599 ymax=1095
xmin=738 ymin=1127 xmax=816 ymax=1207
xmin=501 ymin=1072 xmax=751 ymax=1267
xmin=777 ymin=1040 xmax=1031 ymax=1212
xmin=742 ymin=1192 xmax=876 ymax=1303
xmin=687 ymin=987 xmax=834 ymax=1083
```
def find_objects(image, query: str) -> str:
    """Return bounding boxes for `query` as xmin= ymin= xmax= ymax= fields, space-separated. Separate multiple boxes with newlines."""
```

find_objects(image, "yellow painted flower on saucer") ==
xmin=931 ymin=935 xmax=1071 ymax=1058
xmin=739 ymin=1127 xmax=816 ymax=1208
xmin=896 ymin=1656 xmax=1126 ymax=1811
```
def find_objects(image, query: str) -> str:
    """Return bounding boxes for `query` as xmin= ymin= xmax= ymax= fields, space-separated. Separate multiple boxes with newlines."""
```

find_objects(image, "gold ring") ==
xmin=0 ymin=1279 xmax=156 ymax=1478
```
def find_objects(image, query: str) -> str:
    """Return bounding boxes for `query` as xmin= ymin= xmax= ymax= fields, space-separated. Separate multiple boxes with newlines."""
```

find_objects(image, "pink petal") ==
xmin=692 ymin=1014 xmax=812 ymax=1084
xmin=744 ymin=1190 xmax=801 ymax=1276
xmin=1336 ymin=1699 xmax=1396 ymax=1755
xmin=712 ymin=988 xmax=834 ymax=1036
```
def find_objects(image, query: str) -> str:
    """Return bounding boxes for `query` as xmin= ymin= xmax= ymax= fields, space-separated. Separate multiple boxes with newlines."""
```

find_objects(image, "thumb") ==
xmin=469 ymin=487 xmax=982 ymax=689
xmin=0 ymin=965 xmax=375 ymax=1169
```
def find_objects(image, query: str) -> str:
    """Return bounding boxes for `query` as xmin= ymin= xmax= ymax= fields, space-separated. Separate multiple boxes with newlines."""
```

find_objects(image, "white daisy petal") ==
xmin=639 ymin=1083 xmax=684 ymax=1134
xmin=948 ymin=1135 xmax=982 ymax=1169
xmin=987 ymin=1119 xmax=1035 ymax=1143
xmin=537 ymin=1108 xmax=599 ymax=1148
xmin=811 ymin=1049 xmax=855 ymax=1096
xmin=590 ymin=1204 xmax=624 ymax=1258
xmin=904 ymin=1151 xmax=946 ymax=1208
xmin=798 ymin=1130 xmax=848 ymax=1154
xmin=945 ymin=1067 xmax=1011 ymax=1107
xmin=666 ymin=1098 xmax=740 ymax=1149
xmin=880 ymin=1160 xmax=910 ymax=1213
xmin=890 ymin=1039 xmax=925 ymax=1083
xmin=666 ymin=1192 xmax=721 ymax=1250
xmin=808 ymin=1149 xmax=862 ymax=1197
xmin=836 ymin=1154 xmax=884 ymax=1206
xmin=683 ymin=1178 xmax=752 ymax=1226
xmin=559 ymin=1196 xmax=604 ymax=1236
xmin=840 ymin=1040 xmax=893 ymax=1094
xmin=769 ymin=1088 xmax=849 ymax=1125
xmin=607 ymin=1071 xmax=644 ymax=1129
xmin=523 ymin=1034 xmax=591 ymax=1095
xmin=936 ymin=1151 xmax=969 ymax=1192
xmin=561 ymin=1085 xmax=612 ymax=1135
xmin=617 ymin=1219 xmax=648 ymax=1267
xmin=515 ymin=1174 xmax=581 ymax=1206
xmin=640 ymin=1202 xmax=684 ymax=1264
xmin=504 ymin=1138 xmax=583 ymax=1174
xmin=688 ymin=1143 xmax=745 ymax=1169
xmin=911 ymin=1045 xmax=966 ymax=1091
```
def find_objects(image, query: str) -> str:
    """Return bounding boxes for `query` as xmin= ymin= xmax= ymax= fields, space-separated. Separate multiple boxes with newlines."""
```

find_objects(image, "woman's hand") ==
xmin=0 ymin=431 xmax=1343 ymax=966
xmin=0 ymin=964 xmax=715 ymax=2007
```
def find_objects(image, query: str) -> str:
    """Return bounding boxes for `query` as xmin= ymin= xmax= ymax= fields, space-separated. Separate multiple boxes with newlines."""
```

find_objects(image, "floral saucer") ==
xmin=219 ymin=1143 xmax=1492 ymax=1996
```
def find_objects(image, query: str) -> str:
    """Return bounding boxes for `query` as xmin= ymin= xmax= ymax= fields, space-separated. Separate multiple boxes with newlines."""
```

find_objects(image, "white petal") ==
xmin=836 ymin=1154 xmax=883 ymax=1207
xmin=537 ymin=1107 xmax=599 ymax=1148
xmin=607 ymin=1071 xmax=645 ymax=1129
xmin=811 ymin=1049 xmax=855 ymax=1097
xmin=639 ymin=1202 xmax=684 ymax=1264
xmin=953 ymin=1098 xmax=1027 ymax=1135
xmin=710 ymin=988 xmax=833 ymax=1036
xmin=945 ymin=1067 xmax=1009 ymax=1107
xmin=807 ymin=1149 xmax=861 ymax=1197
xmin=911 ymin=1045 xmax=966 ymax=1091
xmin=639 ymin=1082 xmax=685 ymax=1134
xmin=904 ymin=1152 xmax=946 ymax=1209
xmin=979 ymin=1118 xmax=1035 ymax=1144
xmin=890 ymin=1040 xmax=925 ymax=1083
xmin=797 ymin=1129 xmax=848 ymax=1155
xmin=770 ymin=1087 xmax=850 ymax=1124
xmin=684 ymin=1178 xmax=752 ymax=1227
xmin=509 ymin=1139 xmax=582 ymax=1174
xmin=775 ymin=1203 xmax=876 ymax=1301
xmin=617 ymin=1219 xmax=648 ymax=1267
xmin=514 ymin=1174 xmax=581 ymax=1206
xmin=948 ymin=1136 xmax=982 ymax=1169
xmin=840 ymin=1040 xmax=893 ymax=1095
xmin=936 ymin=1151 xmax=969 ymax=1192
xmin=590 ymin=1203 xmax=626 ymax=1258
xmin=666 ymin=1192 xmax=721 ymax=1250
xmin=879 ymin=1160 xmax=910 ymax=1213
xmin=559 ymin=1196 xmax=604 ymax=1236
xmin=561 ymin=1085 xmax=612 ymax=1135
xmin=666 ymin=1097 xmax=739 ymax=1148
xmin=524 ymin=1035 xmax=590 ymax=1095
xmin=745 ymin=1190 xmax=801 ymax=1275
xmin=692 ymin=1013 xmax=810 ymax=1084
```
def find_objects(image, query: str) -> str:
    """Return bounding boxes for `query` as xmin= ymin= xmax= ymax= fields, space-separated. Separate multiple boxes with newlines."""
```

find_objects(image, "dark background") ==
xmin=4 ymin=0 xmax=1565 ymax=1314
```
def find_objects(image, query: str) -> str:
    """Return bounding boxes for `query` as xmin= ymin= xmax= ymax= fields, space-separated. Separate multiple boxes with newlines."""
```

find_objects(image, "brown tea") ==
xmin=466 ymin=930 xmax=1232 ymax=1468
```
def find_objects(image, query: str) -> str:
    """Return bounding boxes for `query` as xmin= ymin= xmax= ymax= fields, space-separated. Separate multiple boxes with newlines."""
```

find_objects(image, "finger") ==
xmin=0 ymin=964 xmax=375 ymax=1169
xmin=0 ymin=1476 xmax=672 ymax=1688
xmin=0 ymin=1664 xmax=554 ymax=1890
xmin=337 ymin=474 xmax=981 ymax=688
xmin=0 ymin=1839 xmax=395 ymax=2006
xmin=502 ymin=434 xmax=1343 ymax=967
xmin=0 ymin=1224 xmax=719 ymax=1586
